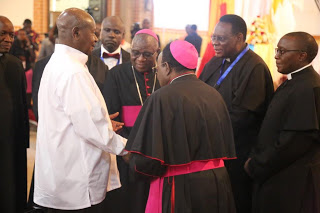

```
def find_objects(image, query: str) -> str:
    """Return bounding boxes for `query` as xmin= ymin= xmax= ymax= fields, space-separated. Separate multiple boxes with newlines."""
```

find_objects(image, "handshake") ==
xmin=109 ymin=112 xmax=131 ymax=162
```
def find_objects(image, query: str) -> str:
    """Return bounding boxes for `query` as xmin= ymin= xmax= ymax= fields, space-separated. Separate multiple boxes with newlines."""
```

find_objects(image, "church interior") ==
xmin=1 ymin=0 xmax=320 ymax=208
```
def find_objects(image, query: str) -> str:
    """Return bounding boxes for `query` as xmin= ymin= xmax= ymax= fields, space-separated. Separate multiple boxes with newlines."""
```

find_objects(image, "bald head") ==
xmin=56 ymin=8 xmax=98 ymax=55
xmin=102 ymin=16 xmax=124 ymax=31
xmin=101 ymin=16 xmax=125 ymax=52
xmin=0 ymin=16 xmax=14 ymax=53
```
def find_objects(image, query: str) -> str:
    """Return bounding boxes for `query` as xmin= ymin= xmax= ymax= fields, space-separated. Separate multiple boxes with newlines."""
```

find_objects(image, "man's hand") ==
xmin=109 ymin=112 xmax=124 ymax=132
xmin=122 ymin=152 xmax=131 ymax=164
xmin=244 ymin=158 xmax=252 ymax=177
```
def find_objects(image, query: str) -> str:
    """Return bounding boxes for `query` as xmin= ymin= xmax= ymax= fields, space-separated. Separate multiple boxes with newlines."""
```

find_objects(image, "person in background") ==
xmin=0 ymin=15 xmax=29 ymax=213
xmin=93 ymin=22 xmax=102 ymax=49
xmin=34 ymin=8 xmax=127 ymax=212
xmin=10 ymin=29 xmax=35 ymax=71
xmin=92 ymin=16 xmax=130 ymax=70
xmin=142 ymin=18 xmax=161 ymax=48
xmin=120 ymin=38 xmax=131 ymax=53
xmin=185 ymin=24 xmax=202 ymax=55
xmin=10 ymin=28 xmax=35 ymax=111
xmin=245 ymin=31 xmax=320 ymax=213
xmin=37 ymin=25 xmax=57 ymax=60
xmin=16 ymin=19 xmax=39 ymax=68
xmin=125 ymin=40 xmax=236 ymax=213
xmin=130 ymin=22 xmax=141 ymax=41
xmin=199 ymin=14 xmax=274 ymax=213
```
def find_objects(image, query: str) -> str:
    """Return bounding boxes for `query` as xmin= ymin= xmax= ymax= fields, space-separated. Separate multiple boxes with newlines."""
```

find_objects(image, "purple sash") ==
xmin=121 ymin=106 xmax=142 ymax=127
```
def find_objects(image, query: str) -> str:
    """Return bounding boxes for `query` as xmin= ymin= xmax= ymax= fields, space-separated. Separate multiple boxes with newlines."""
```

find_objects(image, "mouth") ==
xmin=135 ymin=63 xmax=147 ymax=70
xmin=214 ymin=49 xmax=222 ymax=54
xmin=1 ymin=44 xmax=12 ymax=49
xmin=276 ymin=62 xmax=281 ymax=68
xmin=105 ymin=40 xmax=116 ymax=46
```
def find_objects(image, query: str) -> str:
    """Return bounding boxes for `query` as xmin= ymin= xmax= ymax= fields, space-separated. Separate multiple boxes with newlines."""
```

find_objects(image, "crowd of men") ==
xmin=0 ymin=7 xmax=320 ymax=213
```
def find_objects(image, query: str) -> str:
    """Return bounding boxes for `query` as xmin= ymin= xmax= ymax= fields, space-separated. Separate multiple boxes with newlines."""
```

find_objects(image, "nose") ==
xmin=108 ymin=30 xmax=115 ymax=38
xmin=137 ymin=54 xmax=146 ymax=61
xmin=275 ymin=52 xmax=280 ymax=59
xmin=4 ymin=34 xmax=13 ymax=43
xmin=93 ymin=34 xmax=98 ymax=43
xmin=212 ymin=39 xmax=220 ymax=47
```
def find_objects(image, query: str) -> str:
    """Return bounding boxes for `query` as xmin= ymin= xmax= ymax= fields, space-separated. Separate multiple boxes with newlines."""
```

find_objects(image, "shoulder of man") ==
xmin=244 ymin=49 xmax=269 ymax=68
xmin=91 ymin=47 xmax=101 ymax=57
xmin=121 ymin=48 xmax=131 ymax=62
xmin=201 ymin=56 xmax=222 ymax=74
xmin=3 ymin=53 xmax=24 ymax=67
xmin=109 ymin=61 xmax=131 ymax=74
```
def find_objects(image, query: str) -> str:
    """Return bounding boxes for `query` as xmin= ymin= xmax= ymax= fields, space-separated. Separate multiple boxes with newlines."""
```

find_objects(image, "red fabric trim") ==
xmin=126 ymin=149 xmax=236 ymax=167
xmin=144 ymin=72 xmax=150 ymax=96
xmin=171 ymin=177 xmax=175 ymax=213
xmin=134 ymin=166 xmax=161 ymax=178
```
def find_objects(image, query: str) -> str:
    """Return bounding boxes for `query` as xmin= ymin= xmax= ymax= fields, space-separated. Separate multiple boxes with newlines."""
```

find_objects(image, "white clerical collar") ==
xmin=54 ymin=44 xmax=88 ymax=65
xmin=100 ymin=45 xmax=121 ymax=57
xmin=287 ymin=63 xmax=312 ymax=80
xmin=0 ymin=53 xmax=3 ymax=57
xmin=170 ymin=73 xmax=195 ymax=84
xmin=225 ymin=58 xmax=231 ymax=62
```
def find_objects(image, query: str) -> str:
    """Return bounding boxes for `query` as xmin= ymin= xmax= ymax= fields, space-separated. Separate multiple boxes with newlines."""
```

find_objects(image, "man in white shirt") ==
xmin=92 ymin=16 xmax=130 ymax=70
xmin=34 ymin=8 xmax=127 ymax=212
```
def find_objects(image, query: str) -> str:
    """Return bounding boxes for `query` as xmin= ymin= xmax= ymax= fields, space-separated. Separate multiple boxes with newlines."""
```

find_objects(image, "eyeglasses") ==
xmin=132 ymin=50 xmax=157 ymax=59
xmin=275 ymin=48 xmax=305 ymax=56
xmin=153 ymin=62 xmax=166 ymax=69
xmin=152 ymin=62 xmax=167 ymax=74
xmin=211 ymin=35 xmax=232 ymax=43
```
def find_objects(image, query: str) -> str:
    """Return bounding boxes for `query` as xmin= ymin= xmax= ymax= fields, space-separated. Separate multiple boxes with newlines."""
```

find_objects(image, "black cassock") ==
xmin=102 ymin=61 xmax=160 ymax=213
xmin=199 ymin=48 xmax=274 ymax=213
xmin=249 ymin=66 xmax=320 ymax=213
xmin=0 ymin=54 xmax=29 ymax=212
xmin=126 ymin=75 xmax=237 ymax=213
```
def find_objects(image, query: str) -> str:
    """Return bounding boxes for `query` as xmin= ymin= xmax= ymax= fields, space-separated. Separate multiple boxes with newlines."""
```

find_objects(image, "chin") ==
xmin=215 ymin=53 xmax=223 ymax=58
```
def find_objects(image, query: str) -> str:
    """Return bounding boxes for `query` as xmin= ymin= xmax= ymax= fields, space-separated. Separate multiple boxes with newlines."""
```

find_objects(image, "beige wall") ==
xmin=0 ymin=0 xmax=34 ymax=28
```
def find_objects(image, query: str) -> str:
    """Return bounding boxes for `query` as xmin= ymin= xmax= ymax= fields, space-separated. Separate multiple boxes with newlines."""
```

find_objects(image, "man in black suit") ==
xmin=185 ymin=24 xmax=202 ymax=55
xmin=92 ymin=16 xmax=130 ymax=69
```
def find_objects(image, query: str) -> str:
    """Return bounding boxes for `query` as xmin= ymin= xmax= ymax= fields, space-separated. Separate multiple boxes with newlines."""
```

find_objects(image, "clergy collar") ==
xmin=224 ymin=43 xmax=248 ymax=63
xmin=287 ymin=63 xmax=312 ymax=80
xmin=0 ymin=53 xmax=3 ymax=57
xmin=169 ymin=72 xmax=195 ymax=84
xmin=101 ymin=44 xmax=121 ymax=57
xmin=54 ymin=44 xmax=88 ymax=65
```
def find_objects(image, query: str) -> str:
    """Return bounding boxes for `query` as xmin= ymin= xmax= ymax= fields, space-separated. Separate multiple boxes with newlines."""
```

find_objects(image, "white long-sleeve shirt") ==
xmin=34 ymin=44 xmax=127 ymax=210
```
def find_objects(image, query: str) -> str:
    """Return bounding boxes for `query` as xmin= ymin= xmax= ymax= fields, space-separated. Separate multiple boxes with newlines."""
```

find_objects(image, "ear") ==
xmin=236 ymin=33 xmax=244 ymax=42
xmin=298 ymin=52 xmax=308 ymax=61
xmin=164 ymin=62 xmax=172 ymax=76
xmin=72 ymin=26 xmax=81 ymax=40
